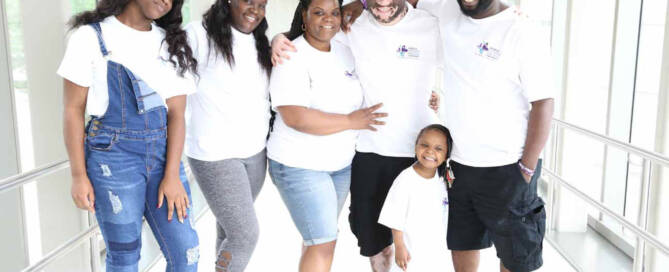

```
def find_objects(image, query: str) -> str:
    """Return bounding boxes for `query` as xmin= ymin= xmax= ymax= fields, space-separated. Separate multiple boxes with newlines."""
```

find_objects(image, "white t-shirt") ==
xmin=266 ymin=36 xmax=363 ymax=171
xmin=184 ymin=21 xmax=271 ymax=161
xmin=58 ymin=16 xmax=195 ymax=116
xmin=419 ymin=0 xmax=555 ymax=167
xmin=379 ymin=166 xmax=451 ymax=272
xmin=340 ymin=4 xmax=443 ymax=158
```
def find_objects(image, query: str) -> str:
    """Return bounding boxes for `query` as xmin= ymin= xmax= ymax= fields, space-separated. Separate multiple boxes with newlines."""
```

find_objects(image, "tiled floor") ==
xmin=151 ymin=176 xmax=576 ymax=271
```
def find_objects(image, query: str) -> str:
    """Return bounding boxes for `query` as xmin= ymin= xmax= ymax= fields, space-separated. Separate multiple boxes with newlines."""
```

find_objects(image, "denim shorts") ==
xmin=268 ymin=159 xmax=351 ymax=246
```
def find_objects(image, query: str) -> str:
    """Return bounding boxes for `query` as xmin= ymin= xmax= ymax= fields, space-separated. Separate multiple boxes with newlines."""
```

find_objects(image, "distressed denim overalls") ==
xmin=85 ymin=23 xmax=199 ymax=272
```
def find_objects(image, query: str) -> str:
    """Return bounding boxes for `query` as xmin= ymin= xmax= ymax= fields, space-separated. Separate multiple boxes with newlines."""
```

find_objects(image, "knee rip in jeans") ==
xmin=216 ymin=251 xmax=232 ymax=272
xmin=186 ymin=246 xmax=199 ymax=265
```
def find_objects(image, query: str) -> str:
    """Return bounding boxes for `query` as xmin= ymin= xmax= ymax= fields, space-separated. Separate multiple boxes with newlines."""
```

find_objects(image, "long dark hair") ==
xmin=69 ymin=0 xmax=197 ymax=77
xmin=416 ymin=124 xmax=454 ymax=179
xmin=287 ymin=0 xmax=344 ymax=41
xmin=202 ymin=0 xmax=272 ymax=77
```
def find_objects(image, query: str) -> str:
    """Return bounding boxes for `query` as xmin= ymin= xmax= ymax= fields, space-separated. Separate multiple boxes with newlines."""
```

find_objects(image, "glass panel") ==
xmin=42 ymin=242 xmax=92 ymax=272
xmin=182 ymin=0 xmax=192 ymax=23
xmin=70 ymin=0 xmax=96 ymax=15
xmin=630 ymin=0 xmax=667 ymax=151
xmin=560 ymin=130 xmax=606 ymax=204
xmin=0 ymin=187 xmax=28 ymax=271
xmin=564 ymin=0 xmax=616 ymax=133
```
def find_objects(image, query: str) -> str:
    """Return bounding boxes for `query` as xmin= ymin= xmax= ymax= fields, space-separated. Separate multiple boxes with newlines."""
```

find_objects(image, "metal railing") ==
xmin=0 ymin=160 xmax=69 ymax=194
xmin=2 ymin=118 xmax=669 ymax=271
xmin=0 ymin=160 xmax=203 ymax=272
xmin=544 ymin=119 xmax=669 ymax=272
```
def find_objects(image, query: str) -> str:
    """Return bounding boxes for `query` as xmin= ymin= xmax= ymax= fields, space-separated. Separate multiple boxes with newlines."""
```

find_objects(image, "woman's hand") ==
xmin=347 ymin=103 xmax=388 ymax=131
xmin=71 ymin=174 xmax=95 ymax=213
xmin=395 ymin=242 xmax=411 ymax=271
xmin=158 ymin=175 xmax=190 ymax=223
xmin=271 ymin=33 xmax=296 ymax=66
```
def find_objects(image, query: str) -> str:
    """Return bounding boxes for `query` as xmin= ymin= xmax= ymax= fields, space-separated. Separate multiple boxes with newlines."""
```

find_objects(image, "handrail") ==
xmin=543 ymin=169 xmax=669 ymax=256
xmin=0 ymin=160 xmax=69 ymax=194
xmin=552 ymin=119 xmax=669 ymax=167
xmin=2 ymin=118 xmax=669 ymax=270
xmin=2 ymin=120 xmax=667 ymax=196
xmin=20 ymin=204 xmax=211 ymax=272
xmin=21 ymin=223 xmax=100 ymax=272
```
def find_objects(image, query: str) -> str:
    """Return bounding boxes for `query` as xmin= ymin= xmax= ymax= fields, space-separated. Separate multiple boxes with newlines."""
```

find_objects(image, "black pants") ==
xmin=348 ymin=151 xmax=415 ymax=257
xmin=447 ymin=160 xmax=545 ymax=272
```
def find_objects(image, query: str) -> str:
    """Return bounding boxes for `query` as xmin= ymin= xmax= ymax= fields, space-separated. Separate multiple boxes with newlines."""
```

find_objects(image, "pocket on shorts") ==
xmin=86 ymin=133 xmax=117 ymax=152
xmin=509 ymin=198 xmax=546 ymax=263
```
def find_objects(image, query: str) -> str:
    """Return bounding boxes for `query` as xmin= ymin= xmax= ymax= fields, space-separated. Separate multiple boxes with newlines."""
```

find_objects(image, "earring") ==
xmin=301 ymin=24 xmax=306 ymax=31
xmin=446 ymin=159 xmax=455 ymax=188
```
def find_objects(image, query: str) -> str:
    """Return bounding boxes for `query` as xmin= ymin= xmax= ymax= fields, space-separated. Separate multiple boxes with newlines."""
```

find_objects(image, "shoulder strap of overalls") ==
xmin=90 ymin=22 xmax=109 ymax=57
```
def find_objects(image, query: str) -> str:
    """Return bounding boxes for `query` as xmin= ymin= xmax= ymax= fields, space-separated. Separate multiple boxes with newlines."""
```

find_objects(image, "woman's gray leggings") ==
xmin=188 ymin=150 xmax=266 ymax=272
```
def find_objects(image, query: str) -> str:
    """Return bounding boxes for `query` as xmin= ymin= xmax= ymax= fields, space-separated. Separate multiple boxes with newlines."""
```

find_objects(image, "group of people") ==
xmin=60 ymin=0 xmax=554 ymax=272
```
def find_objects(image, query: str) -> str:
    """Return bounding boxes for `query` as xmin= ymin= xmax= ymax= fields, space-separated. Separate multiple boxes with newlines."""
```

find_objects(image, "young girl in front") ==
xmin=379 ymin=124 xmax=454 ymax=272
xmin=59 ymin=0 xmax=199 ymax=271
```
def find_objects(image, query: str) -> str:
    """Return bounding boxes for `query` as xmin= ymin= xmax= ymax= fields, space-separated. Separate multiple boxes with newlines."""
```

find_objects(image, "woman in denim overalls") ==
xmin=60 ymin=1 xmax=199 ymax=271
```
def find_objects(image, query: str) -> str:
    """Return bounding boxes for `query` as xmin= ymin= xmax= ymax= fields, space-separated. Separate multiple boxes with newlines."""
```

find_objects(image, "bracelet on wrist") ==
xmin=518 ymin=161 xmax=535 ymax=176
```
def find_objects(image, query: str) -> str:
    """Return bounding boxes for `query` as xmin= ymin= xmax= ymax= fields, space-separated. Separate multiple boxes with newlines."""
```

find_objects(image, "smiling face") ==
xmin=302 ymin=0 xmax=341 ymax=49
xmin=230 ymin=0 xmax=267 ymax=34
xmin=415 ymin=129 xmax=448 ymax=171
xmin=367 ymin=0 xmax=406 ymax=25
xmin=457 ymin=0 xmax=494 ymax=18
xmin=135 ymin=0 xmax=173 ymax=20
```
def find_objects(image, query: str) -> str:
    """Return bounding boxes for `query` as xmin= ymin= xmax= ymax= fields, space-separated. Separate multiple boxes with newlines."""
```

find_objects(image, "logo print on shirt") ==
xmin=476 ymin=41 xmax=501 ymax=60
xmin=397 ymin=45 xmax=420 ymax=59
xmin=345 ymin=69 xmax=358 ymax=80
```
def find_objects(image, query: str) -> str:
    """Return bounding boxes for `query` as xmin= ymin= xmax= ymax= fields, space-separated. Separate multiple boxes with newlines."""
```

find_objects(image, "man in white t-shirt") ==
xmin=272 ymin=1 xmax=442 ymax=271
xmin=344 ymin=0 xmax=555 ymax=271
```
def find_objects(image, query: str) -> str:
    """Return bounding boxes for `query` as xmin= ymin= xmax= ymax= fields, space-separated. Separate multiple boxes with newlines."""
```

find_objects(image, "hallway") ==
xmin=150 ymin=175 xmax=576 ymax=271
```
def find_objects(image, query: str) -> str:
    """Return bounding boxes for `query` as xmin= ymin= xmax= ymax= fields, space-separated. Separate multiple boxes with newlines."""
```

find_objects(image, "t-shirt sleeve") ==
xmin=268 ymin=52 xmax=311 ymax=110
xmin=159 ymin=44 xmax=197 ymax=98
xmin=378 ymin=173 xmax=411 ymax=231
xmin=516 ymin=24 xmax=555 ymax=102
xmin=57 ymin=26 xmax=100 ymax=87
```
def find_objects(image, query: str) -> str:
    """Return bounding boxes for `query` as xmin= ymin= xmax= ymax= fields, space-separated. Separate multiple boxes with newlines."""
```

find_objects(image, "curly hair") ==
xmin=69 ymin=0 xmax=197 ymax=77
xmin=287 ymin=0 xmax=344 ymax=41
xmin=202 ymin=0 xmax=272 ymax=77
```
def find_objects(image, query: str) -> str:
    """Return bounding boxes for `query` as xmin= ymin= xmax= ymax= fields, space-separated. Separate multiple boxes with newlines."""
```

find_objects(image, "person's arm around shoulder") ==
xmin=271 ymin=32 xmax=297 ymax=66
